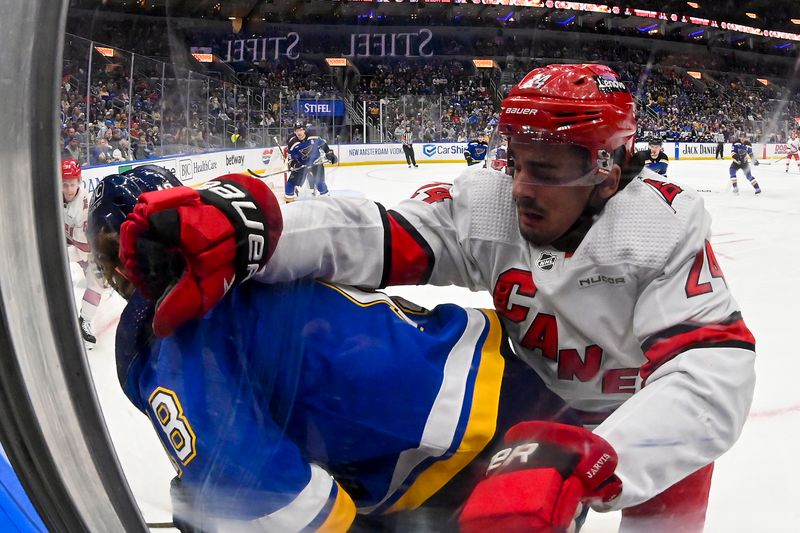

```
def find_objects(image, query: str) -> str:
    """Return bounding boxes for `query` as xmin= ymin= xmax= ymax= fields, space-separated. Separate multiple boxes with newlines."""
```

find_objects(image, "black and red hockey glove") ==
xmin=119 ymin=173 xmax=283 ymax=337
xmin=459 ymin=421 xmax=622 ymax=533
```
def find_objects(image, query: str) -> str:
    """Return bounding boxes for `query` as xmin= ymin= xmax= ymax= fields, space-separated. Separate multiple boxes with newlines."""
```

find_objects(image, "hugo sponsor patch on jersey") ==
xmin=536 ymin=251 xmax=557 ymax=271
xmin=578 ymin=274 xmax=626 ymax=288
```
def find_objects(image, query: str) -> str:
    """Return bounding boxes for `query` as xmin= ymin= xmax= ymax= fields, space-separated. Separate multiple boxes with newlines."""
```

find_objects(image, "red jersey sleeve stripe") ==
xmin=640 ymin=312 xmax=755 ymax=384
xmin=377 ymin=203 xmax=393 ymax=289
xmin=380 ymin=209 xmax=435 ymax=287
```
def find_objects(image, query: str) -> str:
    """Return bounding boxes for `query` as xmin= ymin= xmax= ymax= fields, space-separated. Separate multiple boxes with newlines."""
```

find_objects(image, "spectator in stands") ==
xmin=150 ymin=126 xmax=161 ymax=148
xmin=63 ymin=126 xmax=78 ymax=147
xmin=133 ymin=135 xmax=152 ymax=160
xmin=393 ymin=122 xmax=405 ymax=141
xmin=109 ymin=128 xmax=124 ymax=152
xmin=63 ymin=136 xmax=85 ymax=166
xmin=92 ymin=138 xmax=113 ymax=165
xmin=112 ymin=138 xmax=133 ymax=162
xmin=75 ymin=122 xmax=88 ymax=145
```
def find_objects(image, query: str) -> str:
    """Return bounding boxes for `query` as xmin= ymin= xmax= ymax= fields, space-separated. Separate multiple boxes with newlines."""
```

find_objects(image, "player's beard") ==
xmin=514 ymin=196 xmax=555 ymax=246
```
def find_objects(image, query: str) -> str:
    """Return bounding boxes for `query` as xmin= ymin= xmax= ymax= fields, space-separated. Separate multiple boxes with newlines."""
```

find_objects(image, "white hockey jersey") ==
xmin=260 ymin=168 xmax=756 ymax=511
xmin=787 ymin=137 xmax=800 ymax=154
xmin=63 ymin=185 xmax=90 ymax=263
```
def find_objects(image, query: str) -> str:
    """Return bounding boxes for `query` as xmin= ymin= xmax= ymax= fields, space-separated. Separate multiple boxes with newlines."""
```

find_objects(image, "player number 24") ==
xmin=685 ymin=240 xmax=726 ymax=298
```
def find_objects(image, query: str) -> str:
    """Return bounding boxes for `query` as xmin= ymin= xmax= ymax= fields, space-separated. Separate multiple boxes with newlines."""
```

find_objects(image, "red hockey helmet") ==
xmin=489 ymin=64 xmax=636 ymax=185
xmin=61 ymin=158 xmax=82 ymax=180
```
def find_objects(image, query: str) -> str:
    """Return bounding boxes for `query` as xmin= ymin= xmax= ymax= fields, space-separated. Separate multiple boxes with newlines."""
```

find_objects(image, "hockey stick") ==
xmin=757 ymin=155 xmax=788 ymax=166
xmin=247 ymin=167 xmax=289 ymax=179
xmin=246 ymin=158 xmax=329 ymax=180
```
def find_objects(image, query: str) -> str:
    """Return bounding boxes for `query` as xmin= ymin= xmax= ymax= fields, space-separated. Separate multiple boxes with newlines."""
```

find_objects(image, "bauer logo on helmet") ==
xmin=505 ymin=107 xmax=539 ymax=115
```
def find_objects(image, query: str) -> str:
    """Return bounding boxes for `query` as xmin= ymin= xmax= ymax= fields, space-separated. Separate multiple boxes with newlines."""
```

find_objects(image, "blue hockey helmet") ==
xmin=87 ymin=164 xmax=181 ymax=242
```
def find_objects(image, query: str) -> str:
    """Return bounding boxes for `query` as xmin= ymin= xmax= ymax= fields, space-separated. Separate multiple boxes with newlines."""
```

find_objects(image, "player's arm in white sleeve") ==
xmin=259 ymin=171 xmax=486 ymax=290
xmin=592 ymin=199 xmax=756 ymax=511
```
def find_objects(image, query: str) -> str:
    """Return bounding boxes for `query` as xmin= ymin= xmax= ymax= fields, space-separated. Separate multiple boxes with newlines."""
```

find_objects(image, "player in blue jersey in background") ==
xmin=87 ymin=168 xmax=606 ymax=533
xmin=730 ymin=133 xmax=762 ymax=195
xmin=285 ymin=122 xmax=337 ymax=202
xmin=643 ymin=138 xmax=669 ymax=176
xmin=464 ymin=134 xmax=489 ymax=166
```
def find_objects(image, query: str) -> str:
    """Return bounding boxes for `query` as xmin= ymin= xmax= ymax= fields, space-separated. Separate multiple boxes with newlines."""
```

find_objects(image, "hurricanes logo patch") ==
xmin=536 ymin=251 xmax=557 ymax=271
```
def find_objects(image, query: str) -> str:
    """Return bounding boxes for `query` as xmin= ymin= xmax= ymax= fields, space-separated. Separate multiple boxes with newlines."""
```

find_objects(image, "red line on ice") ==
xmin=748 ymin=404 xmax=800 ymax=419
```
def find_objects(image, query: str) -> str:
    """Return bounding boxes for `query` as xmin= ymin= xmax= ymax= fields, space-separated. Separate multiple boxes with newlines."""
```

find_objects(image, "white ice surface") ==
xmin=73 ymin=159 xmax=800 ymax=532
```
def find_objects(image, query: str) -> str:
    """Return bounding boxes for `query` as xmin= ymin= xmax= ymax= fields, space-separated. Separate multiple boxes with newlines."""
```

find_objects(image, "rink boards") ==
xmin=77 ymin=141 xmax=792 ymax=194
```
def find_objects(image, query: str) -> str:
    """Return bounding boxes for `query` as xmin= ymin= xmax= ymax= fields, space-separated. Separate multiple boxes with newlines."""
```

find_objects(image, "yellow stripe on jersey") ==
xmin=318 ymin=281 xmax=420 ymax=324
xmin=386 ymin=310 xmax=505 ymax=512
xmin=316 ymin=482 xmax=356 ymax=533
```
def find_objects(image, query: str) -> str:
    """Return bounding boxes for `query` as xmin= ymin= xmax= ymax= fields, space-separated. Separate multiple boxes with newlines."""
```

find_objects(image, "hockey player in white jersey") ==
xmin=118 ymin=64 xmax=756 ymax=532
xmin=786 ymin=130 xmax=800 ymax=172
xmin=62 ymin=158 xmax=105 ymax=347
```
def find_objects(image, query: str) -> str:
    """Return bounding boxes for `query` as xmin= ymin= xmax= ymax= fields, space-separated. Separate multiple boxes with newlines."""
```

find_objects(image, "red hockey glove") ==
xmin=459 ymin=422 xmax=622 ymax=533
xmin=119 ymin=173 xmax=283 ymax=337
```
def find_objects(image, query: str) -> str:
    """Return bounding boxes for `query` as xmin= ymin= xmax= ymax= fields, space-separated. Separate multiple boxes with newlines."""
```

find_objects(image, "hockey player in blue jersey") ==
xmin=730 ymin=133 xmax=762 ymax=194
xmin=643 ymin=138 xmax=669 ymax=176
xmin=285 ymin=122 xmax=337 ymax=202
xmin=87 ymin=168 xmax=617 ymax=532
xmin=464 ymin=135 xmax=489 ymax=166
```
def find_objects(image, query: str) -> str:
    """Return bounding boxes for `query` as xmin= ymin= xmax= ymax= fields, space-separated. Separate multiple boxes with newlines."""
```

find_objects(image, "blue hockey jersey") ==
xmin=731 ymin=141 xmax=754 ymax=164
xmin=644 ymin=151 xmax=669 ymax=176
xmin=287 ymin=134 xmax=331 ymax=167
xmin=465 ymin=140 xmax=488 ymax=165
xmin=116 ymin=281 xmax=563 ymax=532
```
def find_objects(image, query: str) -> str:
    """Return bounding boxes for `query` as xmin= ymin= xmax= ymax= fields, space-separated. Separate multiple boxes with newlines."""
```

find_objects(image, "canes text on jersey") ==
xmin=494 ymin=268 xmax=638 ymax=394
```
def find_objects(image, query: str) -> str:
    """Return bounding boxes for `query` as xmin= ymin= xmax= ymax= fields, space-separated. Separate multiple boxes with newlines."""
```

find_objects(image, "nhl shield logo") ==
xmin=536 ymin=251 xmax=557 ymax=271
